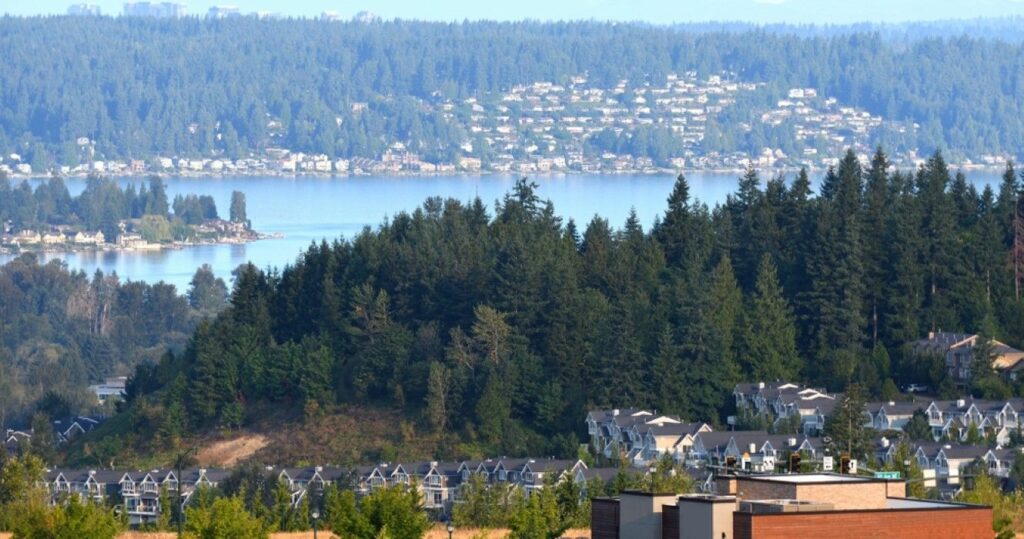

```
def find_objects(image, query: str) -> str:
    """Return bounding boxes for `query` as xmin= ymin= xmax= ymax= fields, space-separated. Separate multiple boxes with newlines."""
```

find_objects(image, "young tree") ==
xmin=185 ymin=496 xmax=269 ymax=539
xmin=328 ymin=487 xmax=429 ymax=539
xmin=823 ymin=384 xmax=874 ymax=462
xmin=507 ymin=481 xmax=567 ymax=539
xmin=425 ymin=361 xmax=452 ymax=435
xmin=903 ymin=410 xmax=934 ymax=441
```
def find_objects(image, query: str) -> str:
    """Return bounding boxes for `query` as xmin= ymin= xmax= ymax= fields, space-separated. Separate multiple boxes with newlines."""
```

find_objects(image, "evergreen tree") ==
xmin=823 ymin=384 xmax=874 ymax=461
xmin=144 ymin=176 xmax=169 ymax=216
xmin=652 ymin=324 xmax=685 ymax=416
xmin=743 ymin=254 xmax=800 ymax=381
xmin=806 ymin=150 xmax=866 ymax=387
xmin=230 ymin=190 xmax=248 ymax=226
xmin=862 ymin=147 xmax=891 ymax=346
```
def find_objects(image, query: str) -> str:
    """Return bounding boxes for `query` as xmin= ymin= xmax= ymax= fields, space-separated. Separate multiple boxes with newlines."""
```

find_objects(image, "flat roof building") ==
xmin=593 ymin=472 xmax=992 ymax=539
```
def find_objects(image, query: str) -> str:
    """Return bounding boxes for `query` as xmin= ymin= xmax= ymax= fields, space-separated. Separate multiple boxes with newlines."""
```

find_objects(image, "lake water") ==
xmin=0 ymin=170 xmax=1004 ymax=292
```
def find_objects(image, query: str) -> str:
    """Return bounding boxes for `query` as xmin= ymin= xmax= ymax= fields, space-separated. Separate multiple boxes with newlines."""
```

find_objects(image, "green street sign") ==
xmin=874 ymin=471 xmax=901 ymax=480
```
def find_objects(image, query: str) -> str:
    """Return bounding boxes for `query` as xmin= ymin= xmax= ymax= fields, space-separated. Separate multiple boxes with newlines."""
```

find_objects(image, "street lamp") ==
xmin=447 ymin=521 xmax=454 ymax=539
xmin=175 ymin=446 xmax=199 ymax=539
xmin=311 ymin=510 xmax=320 ymax=539
xmin=648 ymin=466 xmax=657 ymax=492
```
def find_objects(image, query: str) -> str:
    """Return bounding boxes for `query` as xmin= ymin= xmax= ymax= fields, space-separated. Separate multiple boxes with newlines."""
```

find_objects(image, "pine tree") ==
xmin=862 ymin=147 xmax=891 ymax=347
xmin=652 ymin=324 xmax=685 ymax=415
xmin=883 ymin=171 xmax=924 ymax=345
xmin=743 ymin=254 xmax=800 ymax=381
xmin=823 ymin=384 xmax=874 ymax=461
xmin=805 ymin=150 xmax=866 ymax=387
xmin=230 ymin=190 xmax=248 ymax=226
xmin=655 ymin=173 xmax=693 ymax=269
xmin=730 ymin=167 xmax=766 ymax=289
xmin=708 ymin=256 xmax=742 ymax=375
xmin=916 ymin=151 xmax=958 ymax=331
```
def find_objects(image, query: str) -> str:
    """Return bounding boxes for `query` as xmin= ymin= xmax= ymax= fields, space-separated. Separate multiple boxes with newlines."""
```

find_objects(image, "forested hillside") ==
xmin=0 ymin=257 xmax=228 ymax=426
xmin=105 ymin=148 xmax=1024 ymax=463
xmin=2 ymin=18 xmax=1024 ymax=164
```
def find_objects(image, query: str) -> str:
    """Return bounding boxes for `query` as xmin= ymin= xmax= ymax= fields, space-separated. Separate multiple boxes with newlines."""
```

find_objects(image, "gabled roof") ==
xmin=938 ymin=445 xmax=990 ymax=461
xmin=693 ymin=431 xmax=769 ymax=453
xmin=865 ymin=399 xmax=927 ymax=416
xmin=644 ymin=422 xmax=709 ymax=438
xmin=579 ymin=467 xmax=620 ymax=483
xmin=910 ymin=332 xmax=975 ymax=353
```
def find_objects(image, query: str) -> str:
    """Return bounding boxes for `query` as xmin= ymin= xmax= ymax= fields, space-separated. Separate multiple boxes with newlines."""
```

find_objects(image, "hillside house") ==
xmin=910 ymin=331 xmax=1024 ymax=383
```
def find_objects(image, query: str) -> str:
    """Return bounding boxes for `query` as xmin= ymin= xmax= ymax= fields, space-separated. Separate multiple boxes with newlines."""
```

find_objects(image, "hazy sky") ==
xmin=7 ymin=0 xmax=1024 ymax=23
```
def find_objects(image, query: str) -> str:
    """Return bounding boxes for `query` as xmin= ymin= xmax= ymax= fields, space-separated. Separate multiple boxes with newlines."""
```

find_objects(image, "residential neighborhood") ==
xmin=4 ymin=75 xmax=998 ymax=179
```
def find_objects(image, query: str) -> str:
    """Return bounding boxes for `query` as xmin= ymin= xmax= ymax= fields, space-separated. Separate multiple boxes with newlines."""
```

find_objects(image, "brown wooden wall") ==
xmin=591 ymin=498 xmax=620 ymax=539
xmin=733 ymin=506 xmax=993 ymax=539
xmin=661 ymin=504 xmax=678 ymax=539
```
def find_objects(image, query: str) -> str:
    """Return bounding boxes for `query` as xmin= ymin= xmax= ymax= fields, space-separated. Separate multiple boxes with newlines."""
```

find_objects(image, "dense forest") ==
xmin=0 ymin=174 xmax=225 ymax=240
xmin=104 ymin=148 xmax=1024 ymax=461
xmin=2 ymin=18 xmax=1024 ymax=164
xmin=0 ymin=257 xmax=229 ymax=427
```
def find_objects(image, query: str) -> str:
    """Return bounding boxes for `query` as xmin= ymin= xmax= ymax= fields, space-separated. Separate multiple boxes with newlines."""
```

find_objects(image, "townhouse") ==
xmin=586 ymin=408 xmax=682 ymax=461
xmin=44 ymin=467 xmax=230 ymax=526
xmin=732 ymin=381 xmax=837 ymax=434
xmin=355 ymin=457 xmax=588 ymax=511
xmin=864 ymin=396 xmax=1024 ymax=443
xmin=909 ymin=331 xmax=1024 ymax=384
xmin=686 ymin=431 xmax=822 ymax=473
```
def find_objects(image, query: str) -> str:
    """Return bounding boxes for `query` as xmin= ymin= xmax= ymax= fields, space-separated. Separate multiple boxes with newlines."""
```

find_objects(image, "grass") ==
xmin=1 ymin=527 xmax=591 ymax=538
xmin=60 ymin=402 xmax=451 ymax=469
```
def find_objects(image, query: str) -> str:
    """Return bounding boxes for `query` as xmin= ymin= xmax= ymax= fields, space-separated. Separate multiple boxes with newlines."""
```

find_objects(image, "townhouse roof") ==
xmin=694 ymin=431 xmax=769 ymax=452
xmin=580 ymin=467 xmax=621 ymax=482
xmin=865 ymin=400 xmax=928 ymax=416
xmin=644 ymin=422 xmax=708 ymax=437
xmin=939 ymin=444 xmax=992 ymax=461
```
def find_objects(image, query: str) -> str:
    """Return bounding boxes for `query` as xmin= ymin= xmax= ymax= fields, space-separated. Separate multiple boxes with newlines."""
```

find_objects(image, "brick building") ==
xmin=591 ymin=473 xmax=992 ymax=539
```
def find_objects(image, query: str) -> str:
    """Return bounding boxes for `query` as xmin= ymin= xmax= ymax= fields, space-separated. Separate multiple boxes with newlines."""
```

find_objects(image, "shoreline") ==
xmin=3 ymin=163 xmax=1013 ymax=182
xmin=0 ymin=232 xmax=281 ymax=257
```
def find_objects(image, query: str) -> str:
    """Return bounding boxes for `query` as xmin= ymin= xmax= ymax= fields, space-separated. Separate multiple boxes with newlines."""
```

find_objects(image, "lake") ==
xmin=0 ymin=170 xmax=1004 ymax=291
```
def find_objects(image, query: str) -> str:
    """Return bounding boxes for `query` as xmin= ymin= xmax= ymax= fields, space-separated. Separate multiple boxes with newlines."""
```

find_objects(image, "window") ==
xmin=498 ymin=470 xmax=507 ymax=481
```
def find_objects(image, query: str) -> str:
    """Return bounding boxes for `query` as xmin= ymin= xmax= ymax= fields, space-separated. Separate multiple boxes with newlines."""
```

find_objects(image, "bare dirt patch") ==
xmin=195 ymin=434 xmax=269 ymax=467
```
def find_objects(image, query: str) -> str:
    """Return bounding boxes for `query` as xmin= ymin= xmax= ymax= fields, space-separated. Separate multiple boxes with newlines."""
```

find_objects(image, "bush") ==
xmin=185 ymin=496 xmax=269 ymax=539
xmin=12 ymin=495 xmax=121 ymax=539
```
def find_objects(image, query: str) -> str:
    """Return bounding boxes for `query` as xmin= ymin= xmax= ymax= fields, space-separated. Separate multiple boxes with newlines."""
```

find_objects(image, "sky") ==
xmin=6 ymin=0 xmax=1024 ymax=23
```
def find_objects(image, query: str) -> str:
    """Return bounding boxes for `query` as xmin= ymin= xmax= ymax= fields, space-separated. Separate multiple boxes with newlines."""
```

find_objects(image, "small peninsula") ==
xmin=0 ymin=174 xmax=267 ymax=255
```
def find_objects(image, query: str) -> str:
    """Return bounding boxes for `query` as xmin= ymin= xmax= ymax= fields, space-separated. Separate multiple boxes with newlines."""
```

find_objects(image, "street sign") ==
xmin=822 ymin=456 xmax=833 ymax=471
xmin=874 ymin=471 xmax=901 ymax=480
